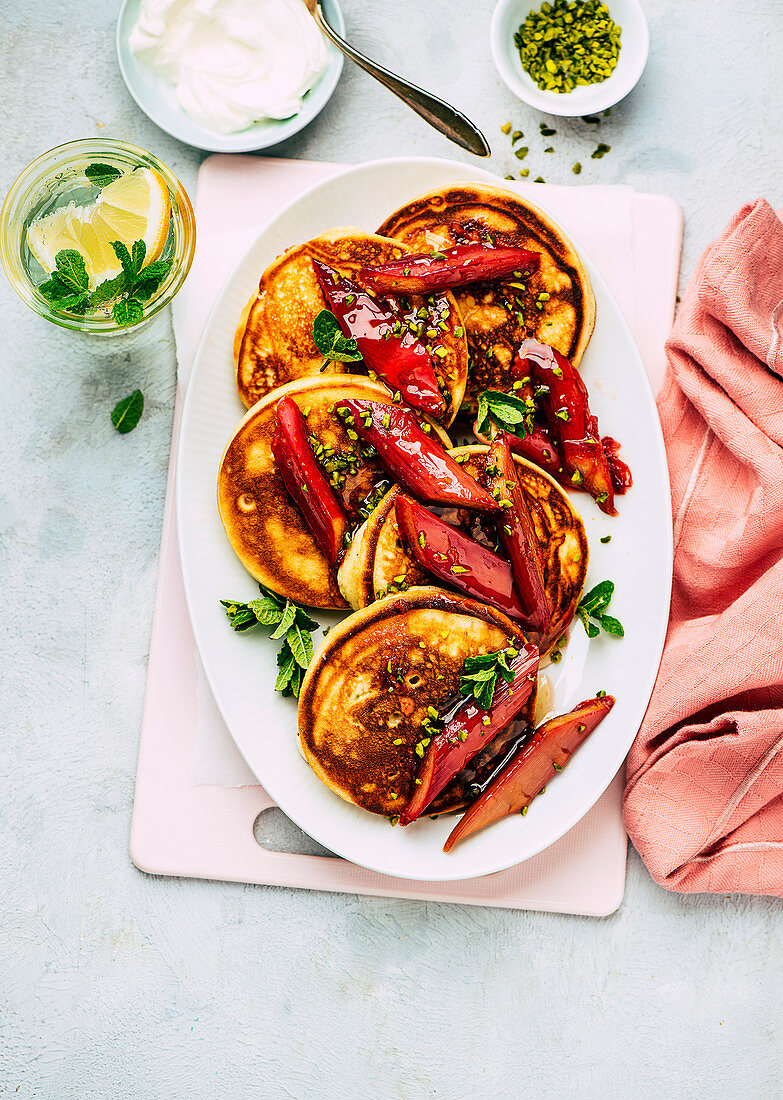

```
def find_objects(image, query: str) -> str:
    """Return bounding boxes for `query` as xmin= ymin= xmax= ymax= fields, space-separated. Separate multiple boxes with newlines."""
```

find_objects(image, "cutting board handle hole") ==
xmin=253 ymin=808 xmax=337 ymax=858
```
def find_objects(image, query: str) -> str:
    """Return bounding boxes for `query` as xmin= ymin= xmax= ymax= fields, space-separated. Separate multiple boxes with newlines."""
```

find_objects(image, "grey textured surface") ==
xmin=2 ymin=2 xmax=782 ymax=1097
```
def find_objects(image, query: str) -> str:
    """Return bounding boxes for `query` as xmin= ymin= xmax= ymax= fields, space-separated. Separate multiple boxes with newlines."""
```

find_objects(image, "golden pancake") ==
xmin=234 ymin=227 xmax=468 ymax=425
xmin=337 ymin=445 xmax=588 ymax=657
xmin=298 ymin=587 xmax=525 ymax=817
xmin=217 ymin=377 xmax=452 ymax=610
xmin=377 ymin=184 xmax=596 ymax=413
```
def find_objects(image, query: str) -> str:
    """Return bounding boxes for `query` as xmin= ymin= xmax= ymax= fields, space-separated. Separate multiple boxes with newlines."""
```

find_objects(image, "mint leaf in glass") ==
xmin=85 ymin=163 xmax=122 ymax=189
xmin=91 ymin=273 xmax=127 ymax=306
xmin=110 ymin=240 xmax=134 ymax=279
xmin=131 ymin=239 xmax=146 ymax=277
xmin=54 ymin=249 xmax=88 ymax=292
xmin=112 ymin=298 xmax=144 ymax=327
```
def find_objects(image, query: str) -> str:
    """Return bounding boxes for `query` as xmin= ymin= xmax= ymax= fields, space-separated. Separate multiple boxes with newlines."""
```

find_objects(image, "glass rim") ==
xmin=0 ymin=138 xmax=196 ymax=334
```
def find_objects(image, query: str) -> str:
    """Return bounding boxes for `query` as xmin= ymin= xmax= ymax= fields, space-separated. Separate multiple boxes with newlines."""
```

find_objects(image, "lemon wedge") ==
xmin=27 ymin=167 xmax=171 ymax=285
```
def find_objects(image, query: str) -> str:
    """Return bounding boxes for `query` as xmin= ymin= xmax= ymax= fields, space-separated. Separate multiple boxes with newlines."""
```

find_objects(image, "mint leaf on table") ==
xmin=313 ymin=309 xmax=363 ymax=363
xmin=111 ymin=389 xmax=144 ymax=434
xmin=85 ymin=163 xmax=122 ymax=188
xmin=577 ymin=581 xmax=624 ymax=639
xmin=476 ymin=389 xmax=536 ymax=439
xmin=459 ymin=646 xmax=519 ymax=711
xmin=112 ymin=297 xmax=144 ymax=327
xmin=220 ymin=584 xmax=319 ymax=699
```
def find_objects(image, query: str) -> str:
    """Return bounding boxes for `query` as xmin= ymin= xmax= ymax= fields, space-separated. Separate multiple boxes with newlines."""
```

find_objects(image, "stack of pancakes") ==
xmin=219 ymin=182 xmax=596 ymax=821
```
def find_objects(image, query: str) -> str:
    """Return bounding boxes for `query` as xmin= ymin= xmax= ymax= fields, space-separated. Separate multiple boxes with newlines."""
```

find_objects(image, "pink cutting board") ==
xmin=130 ymin=158 xmax=681 ymax=914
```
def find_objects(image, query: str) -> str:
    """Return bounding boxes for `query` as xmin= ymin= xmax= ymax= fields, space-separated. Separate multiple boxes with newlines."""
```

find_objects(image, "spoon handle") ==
xmin=313 ymin=4 xmax=490 ymax=158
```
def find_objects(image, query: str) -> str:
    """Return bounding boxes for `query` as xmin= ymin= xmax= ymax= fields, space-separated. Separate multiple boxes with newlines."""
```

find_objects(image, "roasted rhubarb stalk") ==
xmin=399 ymin=644 xmax=540 ymax=825
xmin=395 ymin=495 xmax=531 ymax=622
xmin=358 ymin=244 xmax=540 ymax=296
xmin=602 ymin=435 xmax=633 ymax=495
xmin=312 ymin=260 xmax=446 ymax=418
xmin=443 ymin=694 xmax=615 ymax=851
xmin=485 ymin=434 xmax=551 ymax=633
xmin=271 ymin=396 xmax=348 ymax=566
xmin=337 ymin=399 xmax=498 ymax=511
xmin=518 ymin=339 xmax=617 ymax=515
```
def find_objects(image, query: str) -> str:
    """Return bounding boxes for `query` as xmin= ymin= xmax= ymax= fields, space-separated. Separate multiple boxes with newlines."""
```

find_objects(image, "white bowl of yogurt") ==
xmin=116 ymin=0 xmax=345 ymax=152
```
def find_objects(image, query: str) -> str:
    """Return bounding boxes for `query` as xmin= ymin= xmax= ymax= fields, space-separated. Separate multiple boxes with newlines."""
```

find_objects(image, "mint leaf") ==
xmin=132 ymin=259 xmax=171 ymax=301
xmin=91 ymin=273 xmax=127 ymax=305
xmin=313 ymin=309 xmax=362 ymax=363
xmin=595 ymin=613 xmax=624 ymax=638
xmin=131 ymin=239 xmax=146 ymax=277
xmin=110 ymin=240 xmax=134 ymax=279
xmin=133 ymin=275 xmax=166 ymax=302
xmin=294 ymin=606 xmax=319 ymax=633
xmin=220 ymin=584 xmax=318 ymax=696
xmin=38 ymin=273 xmax=74 ymax=301
xmin=476 ymin=391 xmax=490 ymax=436
xmin=275 ymin=650 xmax=297 ymax=693
xmin=85 ymin=163 xmax=122 ymax=189
xmin=482 ymin=390 xmax=535 ymax=437
xmin=287 ymin=623 xmax=313 ymax=669
xmin=578 ymin=580 xmax=623 ymax=639
xmin=577 ymin=605 xmax=599 ymax=638
xmin=56 ymin=293 xmax=91 ymax=314
xmin=112 ymin=298 xmax=144 ymax=327
xmin=111 ymin=389 xmax=144 ymax=434
xmin=580 ymin=580 xmax=614 ymax=615
xmin=246 ymin=596 xmax=285 ymax=626
xmin=459 ymin=646 xmax=518 ymax=711
xmin=54 ymin=249 xmax=88 ymax=292
xmin=270 ymin=601 xmax=297 ymax=640
xmin=224 ymin=607 xmax=259 ymax=632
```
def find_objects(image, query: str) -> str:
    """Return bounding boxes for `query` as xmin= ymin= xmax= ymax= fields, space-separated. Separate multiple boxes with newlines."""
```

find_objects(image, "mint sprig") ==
xmin=476 ymin=389 xmax=536 ymax=439
xmin=459 ymin=646 xmax=518 ymax=711
xmin=313 ymin=309 xmax=362 ymax=362
xmin=577 ymin=580 xmax=624 ymax=638
xmin=220 ymin=584 xmax=319 ymax=698
xmin=38 ymin=249 xmax=91 ymax=314
xmin=85 ymin=163 xmax=123 ymax=188
xmin=36 ymin=239 xmax=172 ymax=327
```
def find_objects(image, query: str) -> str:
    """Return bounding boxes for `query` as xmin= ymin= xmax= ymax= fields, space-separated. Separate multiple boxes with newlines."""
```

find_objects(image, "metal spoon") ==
xmin=302 ymin=0 xmax=490 ymax=157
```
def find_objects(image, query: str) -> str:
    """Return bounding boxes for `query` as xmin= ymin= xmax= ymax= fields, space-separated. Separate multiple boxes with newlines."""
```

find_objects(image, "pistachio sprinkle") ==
xmin=514 ymin=0 xmax=622 ymax=94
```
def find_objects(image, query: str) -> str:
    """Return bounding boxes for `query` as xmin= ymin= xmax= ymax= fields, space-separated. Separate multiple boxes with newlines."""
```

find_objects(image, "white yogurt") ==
xmin=129 ymin=0 xmax=329 ymax=134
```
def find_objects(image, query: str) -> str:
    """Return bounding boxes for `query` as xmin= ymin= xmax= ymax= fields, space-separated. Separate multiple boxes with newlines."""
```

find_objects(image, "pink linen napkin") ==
xmin=623 ymin=198 xmax=783 ymax=895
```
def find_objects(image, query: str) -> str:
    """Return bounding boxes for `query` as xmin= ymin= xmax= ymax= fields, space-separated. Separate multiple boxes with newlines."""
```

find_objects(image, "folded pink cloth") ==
xmin=623 ymin=198 xmax=783 ymax=895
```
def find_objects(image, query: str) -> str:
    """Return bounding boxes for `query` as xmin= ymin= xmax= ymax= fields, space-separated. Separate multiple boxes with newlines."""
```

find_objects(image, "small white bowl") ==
xmin=116 ymin=0 xmax=345 ymax=153
xmin=490 ymin=0 xmax=649 ymax=117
